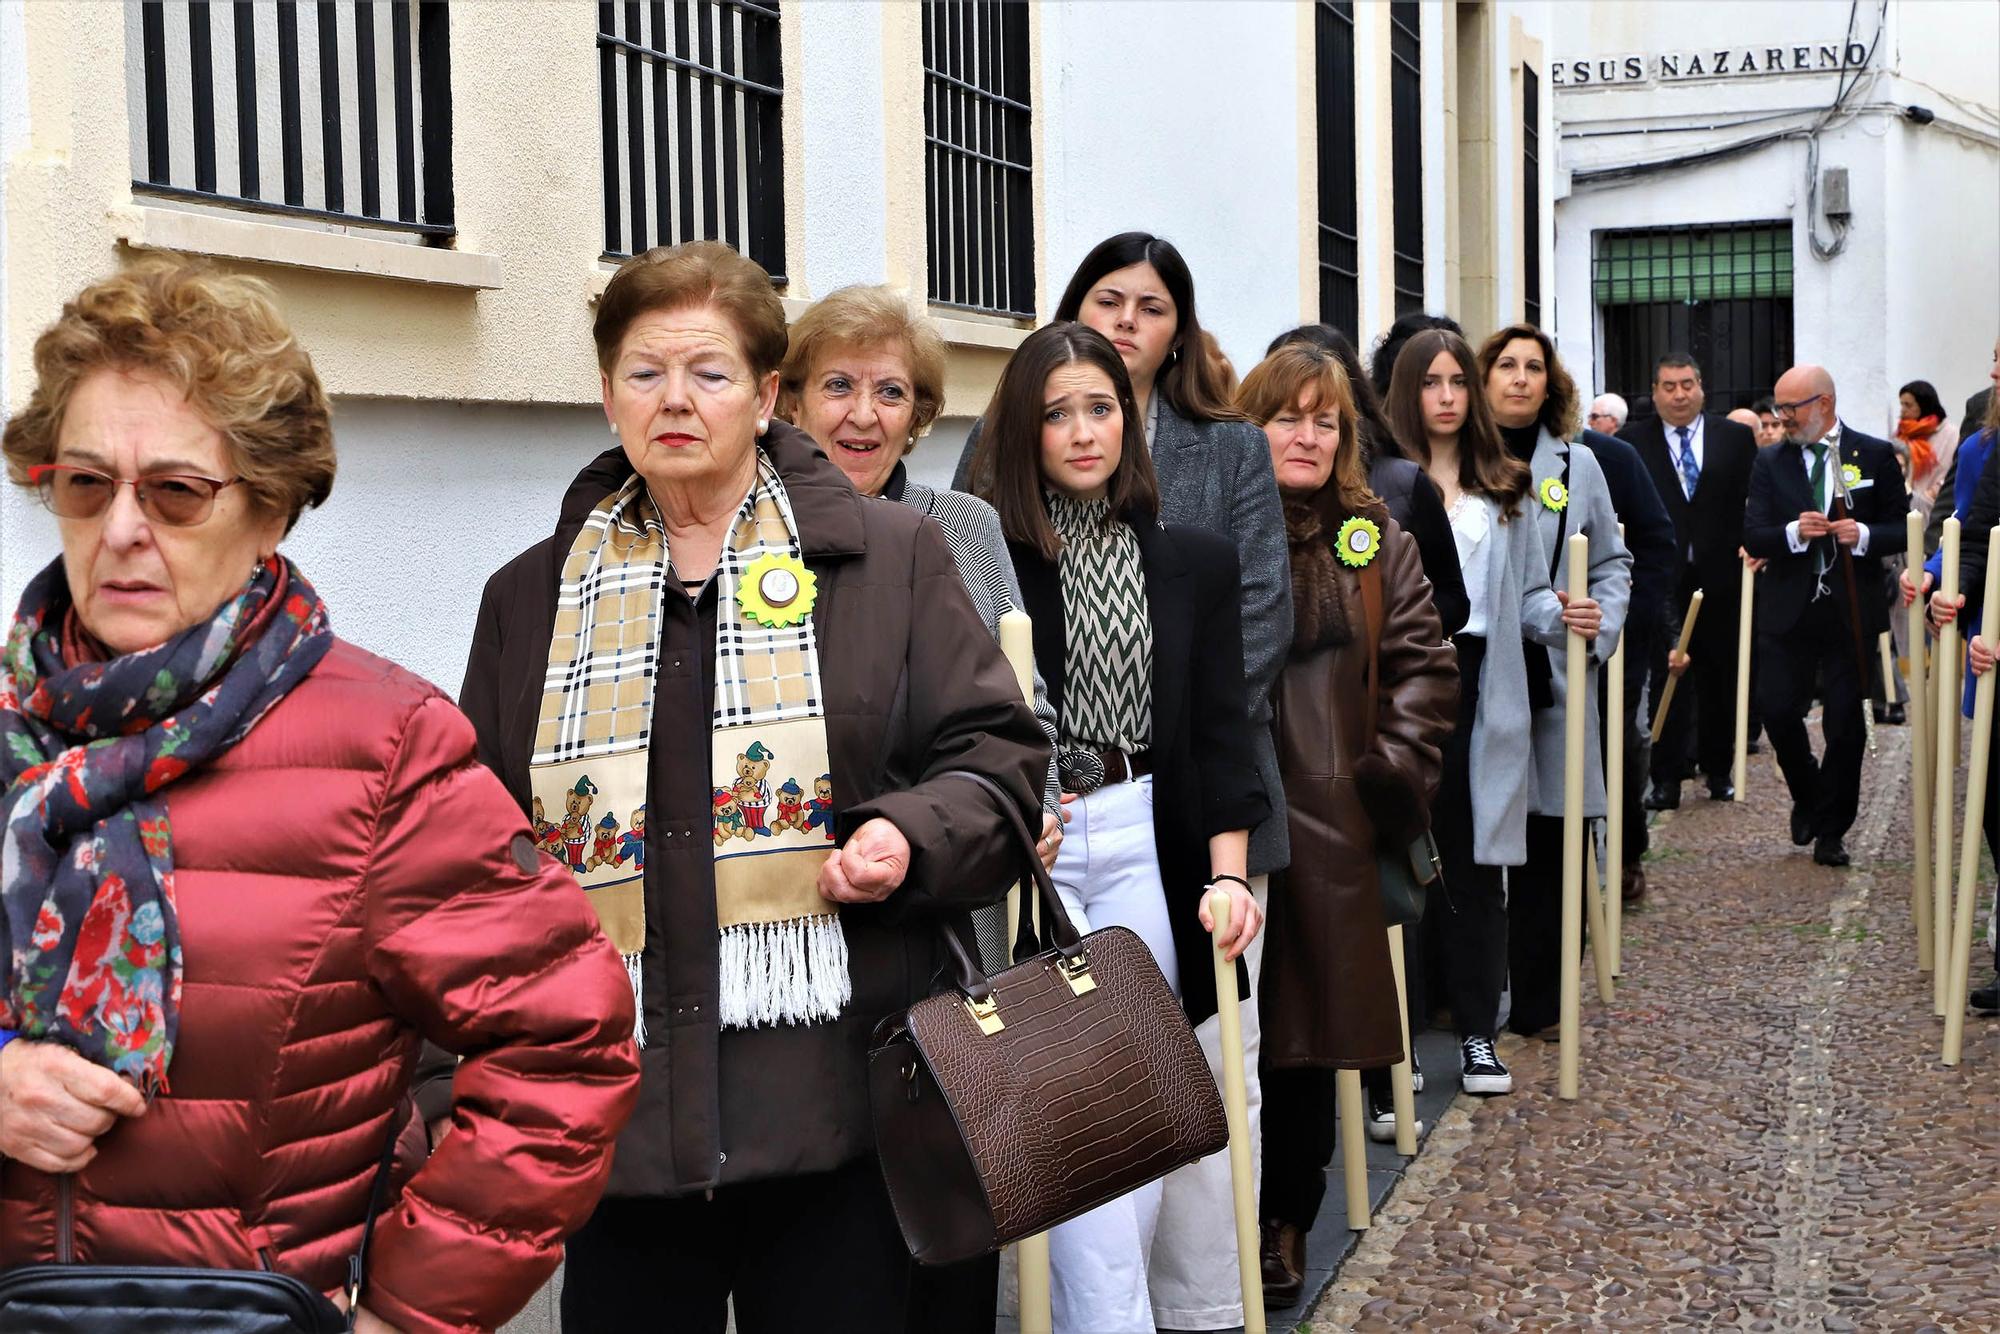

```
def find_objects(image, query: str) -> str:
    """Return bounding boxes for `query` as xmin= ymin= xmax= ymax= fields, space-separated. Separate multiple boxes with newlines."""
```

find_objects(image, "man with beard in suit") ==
xmin=1623 ymin=354 xmax=1759 ymax=807
xmin=1743 ymin=365 xmax=1909 ymax=867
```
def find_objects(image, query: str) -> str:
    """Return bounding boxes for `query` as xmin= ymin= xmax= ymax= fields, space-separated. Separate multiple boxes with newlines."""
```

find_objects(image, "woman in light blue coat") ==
xmin=1381 ymin=329 xmax=1601 ymax=1099
xmin=1479 ymin=323 xmax=1633 ymax=1039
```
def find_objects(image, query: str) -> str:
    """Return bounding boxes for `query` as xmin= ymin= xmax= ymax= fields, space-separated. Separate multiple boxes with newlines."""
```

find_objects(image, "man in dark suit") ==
xmin=1743 ymin=365 xmax=1909 ymax=866
xmin=1579 ymin=427 xmax=1677 ymax=901
xmin=1621 ymin=354 xmax=1759 ymax=807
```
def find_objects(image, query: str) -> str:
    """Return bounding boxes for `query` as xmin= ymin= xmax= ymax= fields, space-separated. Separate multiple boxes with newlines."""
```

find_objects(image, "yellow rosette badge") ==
xmin=1538 ymin=476 xmax=1569 ymax=513
xmin=1840 ymin=462 xmax=1863 ymax=490
xmin=737 ymin=552 xmax=818 ymax=627
xmin=1335 ymin=515 xmax=1382 ymax=569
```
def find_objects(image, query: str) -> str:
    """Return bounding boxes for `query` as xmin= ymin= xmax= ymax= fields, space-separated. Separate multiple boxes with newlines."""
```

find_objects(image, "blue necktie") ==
xmin=1677 ymin=425 xmax=1700 ymax=499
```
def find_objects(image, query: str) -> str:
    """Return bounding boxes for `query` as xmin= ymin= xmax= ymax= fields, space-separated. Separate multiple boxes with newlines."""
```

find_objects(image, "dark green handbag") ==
xmin=1377 ymin=829 xmax=1442 ymax=928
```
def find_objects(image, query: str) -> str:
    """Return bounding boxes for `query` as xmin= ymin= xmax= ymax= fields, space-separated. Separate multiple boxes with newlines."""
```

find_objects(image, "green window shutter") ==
xmin=1594 ymin=224 xmax=1793 ymax=304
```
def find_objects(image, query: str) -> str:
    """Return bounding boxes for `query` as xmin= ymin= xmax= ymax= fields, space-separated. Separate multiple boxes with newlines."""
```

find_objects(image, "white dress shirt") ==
xmin=1784 ymin=424 xmax=1871 ymax=557
xmin=1663 ymin=414 xmax=1705 ymax=496
xmin=1665 ymin=415 xmax=1705 ymax=560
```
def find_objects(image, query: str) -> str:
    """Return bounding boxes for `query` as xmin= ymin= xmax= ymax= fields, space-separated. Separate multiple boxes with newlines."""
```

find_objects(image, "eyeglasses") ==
xmin=1772 ymin=394 xmax=1826 ymax=418
xmin=27 ymin=463 xmax=242 ymax=527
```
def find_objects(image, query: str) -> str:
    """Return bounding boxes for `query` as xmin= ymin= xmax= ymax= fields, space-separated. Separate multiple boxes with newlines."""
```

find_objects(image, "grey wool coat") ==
xmin=1521 ymin=428 xmax=1633 ymax=820
xmin=1464 ymin=495 xmax=1564 ymax=867
xmin=953 ymin=401 xmax=1294 ymax=875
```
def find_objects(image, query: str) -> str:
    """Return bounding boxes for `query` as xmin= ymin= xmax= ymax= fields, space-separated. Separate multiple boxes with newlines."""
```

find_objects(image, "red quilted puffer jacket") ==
xmin=0 ymin=640 xmax=641 ymax=1333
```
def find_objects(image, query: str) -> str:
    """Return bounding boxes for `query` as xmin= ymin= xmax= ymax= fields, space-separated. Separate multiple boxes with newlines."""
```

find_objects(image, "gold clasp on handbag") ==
xmin=965 ymin=994 xmax=1005 ymax=1035
xmin=1060 ymin=951 xmax=1096 ymax=996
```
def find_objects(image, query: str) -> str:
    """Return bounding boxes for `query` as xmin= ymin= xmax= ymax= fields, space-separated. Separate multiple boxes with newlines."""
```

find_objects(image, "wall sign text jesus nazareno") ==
xmin=1553 ymin=42 xmax=1868 ymax=89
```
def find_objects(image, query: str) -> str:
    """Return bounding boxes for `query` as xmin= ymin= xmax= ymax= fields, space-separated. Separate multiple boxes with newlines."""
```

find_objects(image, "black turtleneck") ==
xmin=1499 ymin=419 xmax=1541 ymax=463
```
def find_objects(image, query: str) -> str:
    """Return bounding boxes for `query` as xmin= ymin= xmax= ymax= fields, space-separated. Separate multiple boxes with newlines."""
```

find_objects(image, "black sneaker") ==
xmin=1411 ymin=1050 xmax=1424 ymax=1093
xmin=1364 ymin=1082 xmax=1424 ymax=1144
xmin=1971 ymin=978 xmax=1999 ymax=1016
xmin=1460 ymin=1035 xmax=1513 ymax=1095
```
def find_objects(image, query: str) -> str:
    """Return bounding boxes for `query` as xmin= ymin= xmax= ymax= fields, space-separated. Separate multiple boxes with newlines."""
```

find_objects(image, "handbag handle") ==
xmin=341 ymin=1108 xmax=403 ymax=1327
xmin=930 ymin=770 xmax=1087 ymax=1007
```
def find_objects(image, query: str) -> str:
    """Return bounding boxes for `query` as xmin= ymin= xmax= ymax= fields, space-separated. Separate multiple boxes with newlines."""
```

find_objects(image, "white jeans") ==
xmin=1046 ymin=776 xmax=1179 ymax=1334
xmin=1150 ymin=874 xmax=1266 ymax=1330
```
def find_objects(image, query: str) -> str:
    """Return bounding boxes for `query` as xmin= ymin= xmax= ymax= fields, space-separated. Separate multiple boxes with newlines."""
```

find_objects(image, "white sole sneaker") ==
xmin=1460 ymin=1070 xmax=1513 ymax=1095
xmin=1366 ymin=1113 xmax=1424 ymax=1143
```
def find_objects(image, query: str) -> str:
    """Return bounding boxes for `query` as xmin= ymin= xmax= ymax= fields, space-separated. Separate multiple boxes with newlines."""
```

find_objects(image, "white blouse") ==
xmin=1449 ymin=492 xmax=1498 ymax=639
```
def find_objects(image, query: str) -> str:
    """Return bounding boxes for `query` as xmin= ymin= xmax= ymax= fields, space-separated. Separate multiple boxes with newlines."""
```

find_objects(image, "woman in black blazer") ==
xmin=970 ymin=321 xmax=1268 ymax=1334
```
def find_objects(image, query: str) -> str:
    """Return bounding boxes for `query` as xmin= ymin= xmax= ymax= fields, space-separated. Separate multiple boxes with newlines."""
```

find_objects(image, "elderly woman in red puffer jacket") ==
xmin=0 ymin=258 xmax=640 ymax=1334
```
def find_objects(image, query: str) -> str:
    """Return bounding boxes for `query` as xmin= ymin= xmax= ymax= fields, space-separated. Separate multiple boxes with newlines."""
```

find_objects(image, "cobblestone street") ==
xmin=1311 ymin=723 xmax=2000 ymax=1332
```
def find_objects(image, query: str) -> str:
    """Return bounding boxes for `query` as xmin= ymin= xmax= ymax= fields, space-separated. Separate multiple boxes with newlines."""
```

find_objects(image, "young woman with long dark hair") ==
xmin=961 ymin=235 xmax=1290 ymax=1329
xmin=1380 ymin=329 xmax=1601 ymax=1097
xmin=971 ymin=321 xmax=1268 ymax=1334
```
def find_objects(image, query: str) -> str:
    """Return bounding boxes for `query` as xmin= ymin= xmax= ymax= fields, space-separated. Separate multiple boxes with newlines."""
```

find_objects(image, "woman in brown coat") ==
xmin=451 ymin=243 xmax=1047 ymax=1333
xmin=1239 ymin=343 xmax=1457 ymax=1305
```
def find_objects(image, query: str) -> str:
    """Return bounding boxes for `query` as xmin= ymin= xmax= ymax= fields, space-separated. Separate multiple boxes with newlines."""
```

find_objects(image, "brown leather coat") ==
xmin=1261 ymin=516 xmax=1457 ymax=1069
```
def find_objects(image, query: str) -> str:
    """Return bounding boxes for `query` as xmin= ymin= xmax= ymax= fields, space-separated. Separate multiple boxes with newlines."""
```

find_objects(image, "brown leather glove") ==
xmin=1355 ymin=750 xmax=1426 ymax=847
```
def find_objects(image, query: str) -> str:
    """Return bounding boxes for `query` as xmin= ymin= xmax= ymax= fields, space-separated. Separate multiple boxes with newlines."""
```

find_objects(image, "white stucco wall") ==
xmin=797 ymin=1 xmax=887 ymax=297
xmin=0 ymin=396 xmax=609 ymax=694
xmin=1035 ymin=0 xmax=1303 ymax=372
xmin=0 ymin=0 xmax=26 ymax=417
xmin=1549 ymin=0 xmax=1998 ymax=421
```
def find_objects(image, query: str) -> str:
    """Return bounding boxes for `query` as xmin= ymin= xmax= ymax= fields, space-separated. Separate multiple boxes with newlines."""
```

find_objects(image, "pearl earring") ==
xmin=757 ymin=418 xmax=769 ymax=434
xmin=609 ymin=424 xmax=618 ymax=437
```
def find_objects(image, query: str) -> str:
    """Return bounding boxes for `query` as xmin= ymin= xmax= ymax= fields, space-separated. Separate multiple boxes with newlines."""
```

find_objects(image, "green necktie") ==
xmin=1808 ymin=442 xmax=1831 ymax=576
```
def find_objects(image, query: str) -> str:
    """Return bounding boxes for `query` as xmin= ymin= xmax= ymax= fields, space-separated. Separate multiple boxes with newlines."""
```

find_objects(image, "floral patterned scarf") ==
xmin=0 ymin=556 xmax=331 ymax=1094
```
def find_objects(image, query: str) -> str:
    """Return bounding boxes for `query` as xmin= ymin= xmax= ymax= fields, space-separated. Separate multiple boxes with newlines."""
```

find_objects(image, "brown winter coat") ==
xmin=1261 ymin=514 xmax=1457 ymax=1069
xmin=445 ymin=421 xmax=1047 ymax=1198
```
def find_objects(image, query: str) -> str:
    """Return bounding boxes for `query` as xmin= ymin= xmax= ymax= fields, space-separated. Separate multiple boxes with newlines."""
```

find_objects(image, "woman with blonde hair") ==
xmin=779 ymin=283 xmax=1061 ymax=878
xmin=1236 ymin=344 xmax=1457 ymax=1304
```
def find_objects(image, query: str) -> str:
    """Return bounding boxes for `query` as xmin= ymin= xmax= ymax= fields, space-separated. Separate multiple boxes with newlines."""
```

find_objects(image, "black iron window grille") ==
xmin=1523 ymin=65 xmax=1541 ymax=328
xmin=923 ymin=0 xmax=1034 ymax=320
xmin=1389 ymin=0 xmax=1423 ymax=318
xmin=1593 ymin=223 xmax=1795 ymax=416
xmin=130 ymin=0 xmax=454 ymax=237
xmin=597 ymin=1 xmax=786 ymax=279
xmin=1315 ymin=0 xmax=1359 ymax=338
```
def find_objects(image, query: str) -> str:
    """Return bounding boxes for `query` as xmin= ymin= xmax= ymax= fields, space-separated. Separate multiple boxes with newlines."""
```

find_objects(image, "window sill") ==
xmin=109 ymin=205 xmax=504 ymax=289
xmin=930 ymin=309 xmax=1033 ymax=352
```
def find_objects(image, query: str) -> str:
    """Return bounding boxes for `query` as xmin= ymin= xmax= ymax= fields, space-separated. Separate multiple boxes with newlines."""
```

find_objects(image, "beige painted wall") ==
xmin=6 ymin=1 xmax=634 ymax=407
xmin=4 ymin=1 xmax=1027 ymax=418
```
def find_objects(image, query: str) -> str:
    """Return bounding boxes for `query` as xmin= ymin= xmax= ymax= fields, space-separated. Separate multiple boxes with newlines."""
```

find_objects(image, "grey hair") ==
xmin=1588 ymin=392 xmax=1629 ymax=430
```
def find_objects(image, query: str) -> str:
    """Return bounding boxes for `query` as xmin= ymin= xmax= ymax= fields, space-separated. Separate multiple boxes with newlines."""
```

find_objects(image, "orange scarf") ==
xmin=1898 ymin=414 xmax=1943 ymax=484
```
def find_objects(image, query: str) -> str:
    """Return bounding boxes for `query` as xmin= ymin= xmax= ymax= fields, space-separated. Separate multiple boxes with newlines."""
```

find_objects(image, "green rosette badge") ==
xmin=1538 ymin=476 xmax=1569 ymax=513
xmin=1335 ymin=515 xmax=1382 ymax=568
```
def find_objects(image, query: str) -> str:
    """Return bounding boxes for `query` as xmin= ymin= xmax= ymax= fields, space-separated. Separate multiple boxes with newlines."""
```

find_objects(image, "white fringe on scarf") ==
xmin=717 ymin=914 xmax=852 ymax=1030
xmin=623 ymin=951 xmax=648 ymax=1048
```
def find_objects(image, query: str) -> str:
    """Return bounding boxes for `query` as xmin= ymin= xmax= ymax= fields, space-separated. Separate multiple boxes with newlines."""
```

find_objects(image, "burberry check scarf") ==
xmin=532 ymin=454 xmax=848 ymax=1041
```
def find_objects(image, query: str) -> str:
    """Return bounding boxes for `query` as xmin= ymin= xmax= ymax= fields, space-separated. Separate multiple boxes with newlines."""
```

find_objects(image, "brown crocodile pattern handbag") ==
xmin=868 ymin=771 xmax=1227 ymax=1266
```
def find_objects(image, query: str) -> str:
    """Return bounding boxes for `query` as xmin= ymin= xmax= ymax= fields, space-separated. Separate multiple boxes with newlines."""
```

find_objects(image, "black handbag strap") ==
xmin=929 ymin=770 xmax=1085 ymax=1002
xmin=342 ymin=1111 xmax=404 ymax=1326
